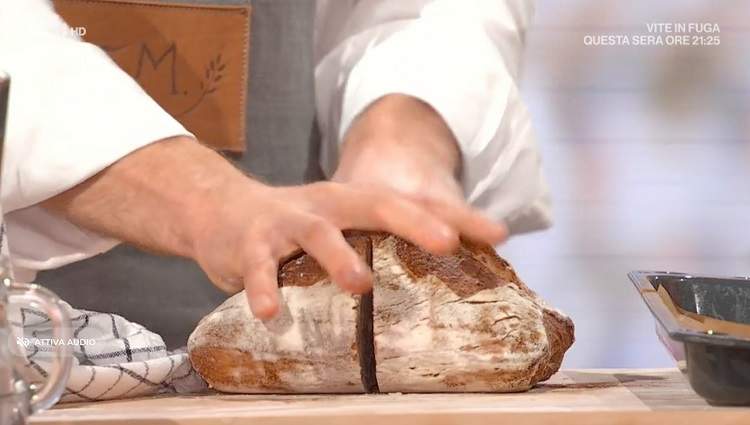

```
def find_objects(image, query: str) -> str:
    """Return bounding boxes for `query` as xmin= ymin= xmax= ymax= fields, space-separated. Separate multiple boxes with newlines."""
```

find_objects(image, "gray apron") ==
xmin=38 ymin=0 xmax=321 ymax=348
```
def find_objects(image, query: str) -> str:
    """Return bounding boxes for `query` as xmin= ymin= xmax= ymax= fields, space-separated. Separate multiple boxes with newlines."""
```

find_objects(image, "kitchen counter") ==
xmin=33 ymin=369 xmax=750 ymax=424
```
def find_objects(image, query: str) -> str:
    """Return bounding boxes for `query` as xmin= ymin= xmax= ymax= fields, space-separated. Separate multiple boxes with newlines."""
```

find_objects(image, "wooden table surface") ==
xmin=33 ymin=369 xmax=750 ymax=425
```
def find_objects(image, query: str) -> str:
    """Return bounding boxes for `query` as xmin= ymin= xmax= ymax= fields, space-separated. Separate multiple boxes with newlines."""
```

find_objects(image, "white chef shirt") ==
xmin=0 ymin=0 xmax=550 ymax=282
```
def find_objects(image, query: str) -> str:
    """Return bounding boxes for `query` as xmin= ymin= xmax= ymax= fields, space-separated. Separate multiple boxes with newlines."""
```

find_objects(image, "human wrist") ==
xmin=338 ymin=94 xmax=461 ymax=180
xmin=166 ymin=140 xmax=269 ymax=260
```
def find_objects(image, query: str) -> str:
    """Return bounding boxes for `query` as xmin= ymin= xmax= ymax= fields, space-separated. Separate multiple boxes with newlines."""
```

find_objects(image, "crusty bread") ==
xmin=371 ymin=234 xmax=572 ymax=392
xmin=188 ymin=233 xmax=574 ymax=393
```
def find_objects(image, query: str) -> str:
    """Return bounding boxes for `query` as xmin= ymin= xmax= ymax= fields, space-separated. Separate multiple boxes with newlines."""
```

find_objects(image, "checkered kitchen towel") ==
xmin=10 ymin=300 xmax=208 ymax=402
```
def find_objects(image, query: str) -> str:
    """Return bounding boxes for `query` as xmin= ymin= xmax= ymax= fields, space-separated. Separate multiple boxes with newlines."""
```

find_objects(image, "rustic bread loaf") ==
xmin=188 ymin=233 xmax=574 ymax=393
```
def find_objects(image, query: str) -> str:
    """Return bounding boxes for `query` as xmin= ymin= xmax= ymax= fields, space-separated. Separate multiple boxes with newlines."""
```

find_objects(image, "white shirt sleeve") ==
xmin=0 ymin=0 xmax=194 ymax=279
xmin=314 ymin=0 xmax=552 ymax=235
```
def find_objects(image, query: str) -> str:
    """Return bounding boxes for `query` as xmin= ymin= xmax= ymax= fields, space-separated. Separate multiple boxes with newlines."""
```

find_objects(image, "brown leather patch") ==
xmin=53 ymin=0 xmax=251 ymax=152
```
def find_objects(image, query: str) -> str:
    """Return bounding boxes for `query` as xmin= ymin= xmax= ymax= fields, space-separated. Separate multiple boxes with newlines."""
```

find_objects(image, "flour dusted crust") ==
xmin=188 ymin=233 xmax=574 ymax=393
xmin=372 ymin=234 xmax=573 ymax=392
xmin=188 ymin=237 xmax=369 ymax=393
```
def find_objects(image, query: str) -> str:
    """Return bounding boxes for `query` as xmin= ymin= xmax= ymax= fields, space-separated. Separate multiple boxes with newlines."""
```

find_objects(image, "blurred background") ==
xmin=500 ymin=0 xmax=750 ymax=367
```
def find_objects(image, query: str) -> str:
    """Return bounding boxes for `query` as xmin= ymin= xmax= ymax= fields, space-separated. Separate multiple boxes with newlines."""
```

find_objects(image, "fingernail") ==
xmin=494 ymin=223 xmax=509 ymax=241
xmin=251 ymin=293 xmax=278 ymax=319
xmin=435 ymin=226 xmax=459 ymax=252
xmin=344 ymin=266 xmax=372 ymax=293
xmin=438 ymin=225 xmax=455 ymax=240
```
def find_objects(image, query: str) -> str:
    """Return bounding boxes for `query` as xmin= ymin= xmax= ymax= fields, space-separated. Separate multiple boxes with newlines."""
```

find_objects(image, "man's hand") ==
xmin=43 ymin=137 xmax=505 ymax=320
xmin=189 ymin=180 xmax=505 ymax=319
xmin=334 ymin=94 xmax=464 ymax=203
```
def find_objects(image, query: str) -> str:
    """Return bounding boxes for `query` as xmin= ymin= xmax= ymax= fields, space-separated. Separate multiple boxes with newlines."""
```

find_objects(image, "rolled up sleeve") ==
xmin=315 ymin=0 xmax=551 ymax=235
xmin=0 ymin=0 xmax=193 ymax=277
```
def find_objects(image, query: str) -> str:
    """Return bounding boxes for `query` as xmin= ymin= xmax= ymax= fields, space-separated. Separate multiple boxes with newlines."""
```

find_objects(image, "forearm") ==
xmin=41 ymin=136 xmax=256 ymax=259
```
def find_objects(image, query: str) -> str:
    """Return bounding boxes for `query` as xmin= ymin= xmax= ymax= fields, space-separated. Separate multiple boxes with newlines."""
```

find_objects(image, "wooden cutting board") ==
xmin=32 ymin=369 xmax=750 ymax=425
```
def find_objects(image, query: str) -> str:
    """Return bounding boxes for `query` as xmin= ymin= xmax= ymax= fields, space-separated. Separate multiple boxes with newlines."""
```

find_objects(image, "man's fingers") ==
xmin=293 ymin=216 xmax=373 ymax=294
xmin=337 ymin=192 xmax=459 ymax=255
xmin=419 ymin=197 xmax=508 ymax=245
xmin=242 ymin=249 xmax=280 ymax=320
xmin=308 ymin=183 xmax=459 ymax=255
xmin=370 ymin=195 xmax=461 ymax=255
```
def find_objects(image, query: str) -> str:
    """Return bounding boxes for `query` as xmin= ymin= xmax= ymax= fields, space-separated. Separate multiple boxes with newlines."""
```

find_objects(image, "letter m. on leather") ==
xmin=52 ymin=0 xmax=252 ymax=153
